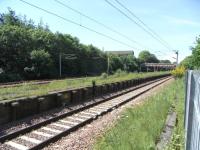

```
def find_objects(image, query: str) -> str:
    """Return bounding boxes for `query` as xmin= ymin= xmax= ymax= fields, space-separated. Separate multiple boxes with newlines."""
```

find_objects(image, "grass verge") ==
xmin=94 ymin=79 xmax=183 ymax=150
xmin=0 ymin=71 xmax=168 ymax=101
xmin=166 ymin=78 xmax=185 ymax=150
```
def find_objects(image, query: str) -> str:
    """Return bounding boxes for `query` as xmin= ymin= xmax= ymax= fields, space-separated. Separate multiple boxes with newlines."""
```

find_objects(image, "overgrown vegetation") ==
xmin=180 ymin=36 xmax=200 ymax=69
xmin=138 ymin=50 xmax=159 ymax=63
xmin=166 ymin=79 xmax=185 ymax=150
xmin=171 ymin=66 xmax=186 ymax=78
xmin=0 ymin=9 xmax=107 ymax=81
xmin=94 ymin=79 xmax=183 ymax=150
xmin=0 ymin=71 xmax=168 ymax=101
xmin=0 ymin=9 xmax=171 ymax=82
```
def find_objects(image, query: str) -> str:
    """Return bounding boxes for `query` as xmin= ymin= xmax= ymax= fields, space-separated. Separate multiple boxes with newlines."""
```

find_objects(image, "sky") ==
xmin=0 ymin=0 xmax=200 ymax=62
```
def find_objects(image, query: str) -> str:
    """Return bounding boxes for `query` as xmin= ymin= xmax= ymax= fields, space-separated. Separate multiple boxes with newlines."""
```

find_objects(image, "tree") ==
xmin=85 ymin=44 xmax=107 ymax=75
xmin=0 ymin=8 xmax=21 ymax=26
xmin=30 ymin=49 xmax=53 ymax=78
xmin=138 ymin=50 xmax=159 ymax=63
xmin=160 ymin=60 xmax=171 ymax=64
xmin=0 ymin=25 xmax=33 ymax=75
xmin=109 ymin=55 xmax=123 ymax=73
xmin=120 ymin=55 xmax=138 ymax=72
xmin=192 ymin=36 xmax=200 ymax=68
xmin=1 ymin=9 xmax=143 ymax=82
xmin=180 ymin=56 xmax=193 ymax=69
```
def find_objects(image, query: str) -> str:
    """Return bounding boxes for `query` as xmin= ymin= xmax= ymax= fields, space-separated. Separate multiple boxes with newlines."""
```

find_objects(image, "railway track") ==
xmin=0 ymin=80 xmax=52 ymax=88
xmin=0 ymin=76 xmax=172 ymax=150
xmin=0 ymin=77 xmax=86 ymax=88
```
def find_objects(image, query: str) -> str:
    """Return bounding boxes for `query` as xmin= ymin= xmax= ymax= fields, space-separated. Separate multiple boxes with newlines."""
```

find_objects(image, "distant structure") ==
xmin=106 ymin=50 xmax=134 ymax=56
xmin=141 ymin=63 xmax=176 ymax=71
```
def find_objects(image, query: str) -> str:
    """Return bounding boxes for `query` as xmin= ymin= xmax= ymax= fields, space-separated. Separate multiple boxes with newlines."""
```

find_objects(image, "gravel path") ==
xmin=43 ymin=78 xmax=174 ymax=150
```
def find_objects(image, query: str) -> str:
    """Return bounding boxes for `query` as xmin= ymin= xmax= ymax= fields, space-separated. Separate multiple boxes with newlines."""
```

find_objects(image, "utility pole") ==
xmin=107 ymin=55 xmax=110 ymax=75
xmin=175 ymin=50 xmax=179 ymax=66
xmin=59 ymin=53 xmax=77 ymax=78
xmin=59 ymin=52 xmax=62 ymax=77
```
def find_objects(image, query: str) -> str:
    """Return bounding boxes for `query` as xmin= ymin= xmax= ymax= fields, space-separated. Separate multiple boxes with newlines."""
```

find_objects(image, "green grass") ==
xmin=94 ymin=79 xmax=182 ymax=150
xmin=166 ymin=78 xmax=185 ymax=150
xmin=0 ymin=71 xmax=168 ymax=101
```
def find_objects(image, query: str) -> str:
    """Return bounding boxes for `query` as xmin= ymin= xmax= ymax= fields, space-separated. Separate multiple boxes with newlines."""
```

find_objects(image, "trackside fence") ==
xmin=185 ymin=70 xmax=200 ymax=150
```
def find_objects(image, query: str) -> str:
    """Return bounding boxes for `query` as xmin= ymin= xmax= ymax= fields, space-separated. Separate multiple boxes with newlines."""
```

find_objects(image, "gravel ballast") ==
xmin=42 ymin=78 xmax=174 ymax=150
xmin=0 ymin=78 xmax=163 ymax=136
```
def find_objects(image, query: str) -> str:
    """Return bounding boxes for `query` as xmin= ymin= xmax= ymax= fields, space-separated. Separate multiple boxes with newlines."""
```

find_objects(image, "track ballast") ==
xmin=0 ymin=76 xmax=171 ymax=150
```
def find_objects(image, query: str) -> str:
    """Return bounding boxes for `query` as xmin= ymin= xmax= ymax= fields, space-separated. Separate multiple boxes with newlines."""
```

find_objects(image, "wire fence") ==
xmin=185 ymin=70 xmax=200 ymax=150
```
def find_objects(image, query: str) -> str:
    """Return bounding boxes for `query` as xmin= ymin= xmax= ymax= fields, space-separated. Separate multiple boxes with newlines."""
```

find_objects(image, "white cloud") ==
xmin=164 ymin=15 xmax=200 ymax=27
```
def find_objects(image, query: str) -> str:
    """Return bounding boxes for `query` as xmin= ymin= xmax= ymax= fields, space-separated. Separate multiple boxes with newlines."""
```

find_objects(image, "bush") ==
xmin=114 ymin=69 xmax=126 ymax=77
xmin=171 ymin=66 xmax=185 ymax=78
xmin=0 ymin=73 xmax=22 ymax=83
xmin=30 ymin=49 xmax=53 ymax=78
xmin=101 ymin=72 xmax=108 ymax=79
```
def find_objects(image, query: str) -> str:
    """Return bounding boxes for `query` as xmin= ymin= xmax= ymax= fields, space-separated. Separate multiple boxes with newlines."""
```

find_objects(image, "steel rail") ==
xmin=0 ymin=75 xmax=168 ymax=142
xmin=0 ymin=76 xmax=171 ymax=150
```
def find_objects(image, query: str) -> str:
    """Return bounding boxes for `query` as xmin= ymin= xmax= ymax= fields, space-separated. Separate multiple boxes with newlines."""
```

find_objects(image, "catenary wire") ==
xmin=18 ymin=0 xmax=138 ymax=50
xmin=113 ymin=0 xmax=173 ymax=50
xmin=104 ymin=0 xmax=173 ymax=51
xmin=54 ymin=0 xmax=147 ymax=49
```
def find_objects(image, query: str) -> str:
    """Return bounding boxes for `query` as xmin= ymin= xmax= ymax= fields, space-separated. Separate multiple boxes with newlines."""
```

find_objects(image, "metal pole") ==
xmin=107 ymin=55 xmax=110 ymax=75
xmin=176 ymin=51 xmax=179 ymax=66
xmin=174 ymin=50 xmax=179 ymax=67
xmin=59 ymin=52 xmax=62 ymax=77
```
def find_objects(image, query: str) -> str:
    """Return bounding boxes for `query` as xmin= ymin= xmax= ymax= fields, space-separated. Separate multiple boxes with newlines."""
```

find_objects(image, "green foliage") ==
xmin=109 ymin=54 xmax=139 ymax=73
xmin=191 ymin=37 xmax=200 ymax=69
xmin=0 ymin=9 xmax=108 ymax=82
xmin=121 ymin=55 xmax=139 ymax=72
xmin=160 ymin=60 xmax=171 ymax=64
xmin=94 ymin=80 xmax=179 ymax=150
xmin=0 ymin=73 xmax=22 ymax=82
xmin=0 ymin=9 xmax=167 ymax=83
xmin=101 ymin=72 xmax=108 ymax=79
xmin=0 ymin=24 xmax=33 ymax=80
xmin=30 ymin=50 xmax=53 ymax=78
xmin=180 ymin=36 xmax=200 ymax=70
xmin=138 ymin=50 xmax=159 ymax=63
xmin=114 ymin=69 xmax=126 ymax=77
xmin=0 ymin=8 xmax=35 ymax=29
xmin=180 ymin=56 xmax=193 ymax=69
xmin=166 ymin=79 xmax=185 ymax=150
xmin=0 ymin=72 xmax=168 ymax=100
xmin=109 ymin=55 xmax=123 ymax=73
xmin=0 ymin=8 xmax=21 ymax=26
xmin=171 ymin=66 xmax=186 ymax=78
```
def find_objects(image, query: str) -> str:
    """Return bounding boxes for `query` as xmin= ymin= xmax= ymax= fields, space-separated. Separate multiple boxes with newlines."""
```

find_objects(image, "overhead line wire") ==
xmin=54 ymin=0 xmax=146 ymax=49
xmin=18 ymin=0 xmax=138 ymax=50
xmin=114 ymin=0 xmax=173 ymax=50
xmin=153 ymin=51 xmax=176 ymax=60
xmin=104 ymin=0 xmax=172 ymax=51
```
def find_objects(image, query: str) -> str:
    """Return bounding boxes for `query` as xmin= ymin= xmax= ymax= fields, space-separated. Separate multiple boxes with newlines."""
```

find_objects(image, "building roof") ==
xmin=106 ymin=50 xmax=134 ymax=56
xmin=142 ymin=63 xmax=176 ymax=68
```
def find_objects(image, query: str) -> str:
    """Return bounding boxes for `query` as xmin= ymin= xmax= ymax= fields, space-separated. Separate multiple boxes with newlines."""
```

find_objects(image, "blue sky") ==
xmin=1 ymin=0 xmax=200 ymax=62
